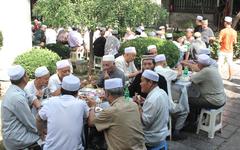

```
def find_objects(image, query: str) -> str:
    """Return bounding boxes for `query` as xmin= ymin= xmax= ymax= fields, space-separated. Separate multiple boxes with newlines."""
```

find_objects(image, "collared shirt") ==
xmin=191 ymin=66 xmax=226 ymax=106
xmin=45 ymin=28 xmax=57 ymax=44
xmin=97 ymin=68 xmax=125 ymax=88
xmin=25 ymin=80 xmax=50 ymax=117
xmin=115 ymin=55 xmax=137 ymax=81
xmin=39 ymin=95 xmax=89 ymax=150
xmin=94 ymin=96 xmax=146 ymax=150
xmin=201 ymin=27 xmax=214 ymax=44
xmin=142 ymin=86 xmax=169 ymax=146
xmin=48 ymin=74 xmax=61 ymax=94
xmin=68 ymin=30 xmax=83 ymax=48
xmin=1 ymin=85 xmax=39 ymax=149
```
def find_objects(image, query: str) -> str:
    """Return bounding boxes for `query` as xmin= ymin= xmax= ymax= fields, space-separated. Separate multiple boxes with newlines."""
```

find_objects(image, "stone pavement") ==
xmin=168 ymin=60 xmax=240 ymax=150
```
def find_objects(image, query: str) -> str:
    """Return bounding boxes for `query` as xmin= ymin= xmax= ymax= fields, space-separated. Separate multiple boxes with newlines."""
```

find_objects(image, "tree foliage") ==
xmin=33 ymin=0 xmax=168 ymax=29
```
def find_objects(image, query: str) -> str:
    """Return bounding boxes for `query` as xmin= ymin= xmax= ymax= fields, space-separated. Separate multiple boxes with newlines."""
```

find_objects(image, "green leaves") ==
xmin=0 ymin=31 xmax=2 ymax=48
xmin=14 ymin=48 xmax=61 ymax=79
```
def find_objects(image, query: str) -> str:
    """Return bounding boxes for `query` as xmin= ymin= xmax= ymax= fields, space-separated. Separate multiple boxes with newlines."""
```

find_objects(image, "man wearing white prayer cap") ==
xmin=183 ymin=54 xmax=226 ymax=110
xmin=218 ymin=16 xmax=237 ymax=80
xmin=96 ymin=55 xmax=125 ymax=88
xmin=87 ymin=78 xmax=146 ymax=149
xmin=201 ymin=19 xmax=215 ymax=47
xmin=157 ymin=26 xmax=166 ymax=39
xmin=2 ymin=65 xmax=41 ymax=149
xmin=115 ymin=47 xmax=139 ymax=82
xmin=184 ymin=28 xmax=194 ymax=43
xmin=194 ymin=15 xmax=203 ymax=32
xmin=48 ymin=59 xmax=71 ymax=96
xmin=166 ymin=33 xmax=173 ymax=40
xmin=139 ymin=69 xmax=169 ymax=148
xmin=147 ymin=45 xmax=158 ymax=56
xmin=36 ymin=75 xmax=89 ymax=150
xmin=25 ymin=66 xmax=50 ymax=116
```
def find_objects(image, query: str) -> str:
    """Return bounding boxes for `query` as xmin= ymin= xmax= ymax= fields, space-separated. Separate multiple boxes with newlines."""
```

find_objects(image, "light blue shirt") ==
xmin=1 ymin=85 xmax=39 ymax=149
xmin=142 ymin=86 xmax=169 ymax=146
xmin=39 ymin=95 xmax=89 ymax=150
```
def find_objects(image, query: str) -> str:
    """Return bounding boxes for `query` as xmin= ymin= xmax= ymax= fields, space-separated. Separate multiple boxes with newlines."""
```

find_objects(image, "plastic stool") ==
xmin=196 ymin=107 xmax=223 ymax=138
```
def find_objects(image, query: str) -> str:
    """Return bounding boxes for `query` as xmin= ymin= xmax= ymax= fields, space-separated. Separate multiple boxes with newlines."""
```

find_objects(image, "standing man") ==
xmin=115 ymin=47 xmax=139 ymax=83
xmin=88 ymin=78 xmax=146 ymax=150
xmin=201 ymin=19 xmax=215 ymax=47
xmin=1 ymin=65 xmax=41 ymax=149
xmin=104 ymin=30 xmax=120 ymax=56
xmin=97 ymin=55 xmax=125 ymax=88
xmin=139 ymin=70 xmax=169 ymax=149
xmin=48 ymin=59 xmax=71 ymax=96
xmin=25 ymin=66 xmax=50 ymax=116
xmin=36 ymin=75 xmax=89 ymax=150
xmin=194 ymin=15 xmax=203 ymax=33
xmin=218 ymin=16 xmax=237 ymax=80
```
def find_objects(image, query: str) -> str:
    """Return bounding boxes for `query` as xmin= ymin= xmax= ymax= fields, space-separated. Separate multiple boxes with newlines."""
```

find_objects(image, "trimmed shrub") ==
xmin=46 ymin=43 xmax=70 ymax=59
xmin=14 ymin=48 xmax=61 ymax=79
xmin=119 ymin=37 xmax=180 ymax=68
xmin=0 ymin=31 xmax=3 ymax=48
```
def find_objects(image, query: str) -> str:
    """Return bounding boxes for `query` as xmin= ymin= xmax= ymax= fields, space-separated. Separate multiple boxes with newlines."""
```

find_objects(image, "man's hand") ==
xmin=104 ymin=71 xmax=110 ymax=80
xmin=36 ymin=90 xmax=43 ymax=99
xmin=86 ymin=96 xmax=97 ymax=107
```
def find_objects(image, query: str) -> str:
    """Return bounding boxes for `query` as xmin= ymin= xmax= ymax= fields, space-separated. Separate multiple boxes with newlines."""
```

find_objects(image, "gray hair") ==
xmin=105 ymin=87 xmax=124 ymax=97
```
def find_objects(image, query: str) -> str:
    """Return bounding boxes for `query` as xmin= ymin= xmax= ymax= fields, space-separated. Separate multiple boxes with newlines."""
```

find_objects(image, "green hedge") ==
xmin=0 ymin=31 xmax=3 ymax=48
xmin=46 ymin=43 xmax=70 ymax=59
xmin=119 ymin=37 xmax=180 ymax=68
xmin=14 ymin=48 xmax=61 ymax=79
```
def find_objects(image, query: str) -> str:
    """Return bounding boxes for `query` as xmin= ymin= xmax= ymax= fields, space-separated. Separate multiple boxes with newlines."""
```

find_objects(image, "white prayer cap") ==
xmin=159 ymin=26 xmax=165 ymax=30
xmin=56 ymin=60 xmax=70 ymax=69
xmin=147 ymin=45 xmax=157 ymax=50
xmin=198 ymin=48 xmax=211 ymax=55
xmin=197 ymin=54 xmax=211 ymax=65
xmin=186 ymin=28 xmax=193 ymax=32
xmin=194 ymin=32 xmax=201 ymax=38
xmin=62 ymin=75 xmax=80 ymax=91
xmin=154 ymin=54 xmax=166 ymax=62
xmin=124 ymin=47 xmax=136 ymax=54
xmin=102 ymin=55 xmax=115 ymax=62
xmin=196 ymin=15 xmax=203 ymax=21
xmin=224 ymin=16 xmax=232 ymax=23
xmin=140 ymin=26 xmax=145 ymax=31
xmin=8 ymin=65 xmax=25 ymax=80
xmin=166 ymin=33 xmax=173 ymax=38
xmin=35 ymin=66 xmax=49 ymax=78
xmin=104 ymin=78 xmax=123 ymax=90
xmin=142 ymin=70 xmax=159 ymax=82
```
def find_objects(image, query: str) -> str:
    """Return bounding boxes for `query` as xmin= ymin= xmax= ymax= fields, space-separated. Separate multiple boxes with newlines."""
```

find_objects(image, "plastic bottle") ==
xmin=183 ymin=66 xmax=189 ymax=77
xmin=124 ymin=85 xmax=130 ymax=102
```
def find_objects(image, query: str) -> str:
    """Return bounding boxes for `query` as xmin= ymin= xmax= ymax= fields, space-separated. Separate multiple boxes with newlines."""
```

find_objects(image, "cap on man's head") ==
xmin=8 ymin=65 xmax=25 ymax=80
xmin=124 ymin=47 xmax=136 ymax=54
xmin=197 ymin=54 xmax=211 ymax=65
xmin=155 ymin=54 xmax=166 ymax=62
xmin=194 ymin=32 xmax=201 ymax=38
xmin=62 ymin=75 xmax=80 ymax=91
xmin=196 ymin=15 xmax=203 ymax=21
xmin=104 ymin=78 xmax=123 ymax=90
xmin=35 ymin=66 xmax=49 ymax=78
xmin=166 ymin=33 xmax=173 ymax=38
xmin=102 ymin=55 xmax=115 ymax=62
xmin=56 ymin=60 xmax=70 ymax=69
xmin=224 ymin=16 xmax=232 ymax=23
xmin=142 ymin=70 xmax=159 ymax=82
xmin=135 ymin=27 xmax=142 ymax=33
xmin=147 ymin=45 xmax=157 ymax=51
xmin=186 ymin=28 xmax=193 ymax=32
xmin=159 ymin=26 xmax=165 ymax=30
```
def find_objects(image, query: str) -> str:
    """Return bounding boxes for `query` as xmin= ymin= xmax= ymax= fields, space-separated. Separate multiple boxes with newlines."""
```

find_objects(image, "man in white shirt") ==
xmin=139 ymin=70 xmax=169 ymax=149
xmin=25 ymin=66 xmax=50 ymax=117
xmin=36 ymin=75 xmax=89 ymax=150
xmin=115 ymin=47 xmax=139 ymax=83
xmin=45 ymin=26 xmax=57 ymax=44
xmin=48 ymin=59 xmax=71 ymax=96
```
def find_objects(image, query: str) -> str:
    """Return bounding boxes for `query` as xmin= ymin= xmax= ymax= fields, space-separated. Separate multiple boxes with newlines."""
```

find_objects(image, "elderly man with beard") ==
xmin=48 ymin=59 xmax=71 ymax=96
xmin=97 ymin=55 xmax=125 ymax=88
xmin=25 ymin=66 xmax=50 ymax=117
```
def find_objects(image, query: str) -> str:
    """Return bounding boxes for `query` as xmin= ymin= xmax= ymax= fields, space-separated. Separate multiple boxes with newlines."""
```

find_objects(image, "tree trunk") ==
xmin=232 ymin=11 xmax=240 ymax=29
xmin=88 ymin=30 xmax=94 ymax=77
